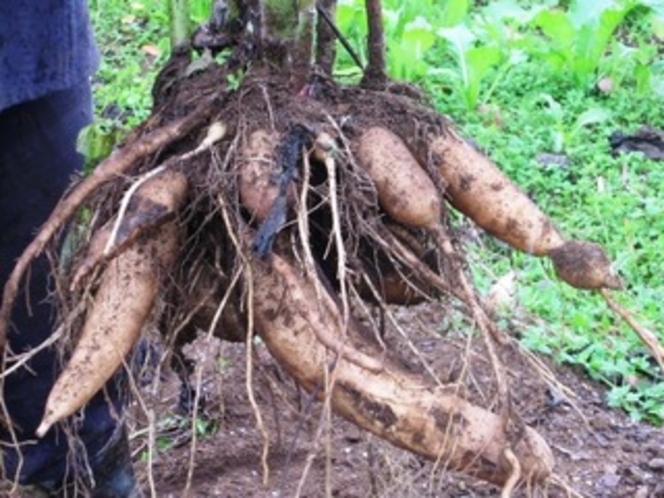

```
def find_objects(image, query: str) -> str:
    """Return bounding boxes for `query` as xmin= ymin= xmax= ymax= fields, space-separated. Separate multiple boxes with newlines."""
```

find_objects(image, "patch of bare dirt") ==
xmin=129 ymin=302 xmax=664 ymax=497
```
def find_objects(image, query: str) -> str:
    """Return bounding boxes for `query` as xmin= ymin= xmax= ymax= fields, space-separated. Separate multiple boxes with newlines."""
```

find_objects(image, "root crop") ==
xmin=0 ymin=8 xmax=650 ymax=492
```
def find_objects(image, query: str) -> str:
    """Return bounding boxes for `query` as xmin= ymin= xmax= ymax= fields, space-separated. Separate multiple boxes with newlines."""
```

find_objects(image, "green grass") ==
xmin=89 ymin=0 xmax=664 ymax=423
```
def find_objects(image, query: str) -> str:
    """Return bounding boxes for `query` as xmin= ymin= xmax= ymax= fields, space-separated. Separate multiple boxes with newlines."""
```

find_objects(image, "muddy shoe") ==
xmin=89 ymin=427 xmax=142 ymax=498
xmin=29 ymin=427 xmax=142 ymax=498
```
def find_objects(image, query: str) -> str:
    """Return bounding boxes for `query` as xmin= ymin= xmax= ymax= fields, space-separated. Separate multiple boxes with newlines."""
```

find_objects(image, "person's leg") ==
xmin=0 ymin=84 xmax=139 ymax=496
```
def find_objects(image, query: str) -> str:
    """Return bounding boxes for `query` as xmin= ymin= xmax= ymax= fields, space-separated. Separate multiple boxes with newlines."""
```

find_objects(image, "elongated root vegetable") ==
xmin=0 ymin=104 xmax=213 ymax=346
xmin=353 ymin=127 xmax=445 ymax=304
xmin=353 ymin=127 xmax=508 ymax=346
xmin=238 ymin=130 xmax=283 ymax=221
xmin=36 ymin=221 xmax=181 ymax=438
xmin=429 ymin=130 xmax=564 ymax=255
xmin=355 ymin=127 xmax=443 ymax=229
xmin=251 ymin=252 xmax=555 ymax=486
xmin=429 ymin=130 xmax=621 ymax=290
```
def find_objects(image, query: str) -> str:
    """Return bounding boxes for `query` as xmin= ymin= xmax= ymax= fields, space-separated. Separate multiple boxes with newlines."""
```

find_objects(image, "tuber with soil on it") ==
xmin=355 ymin=126 xmax=443 ymax=229
xmin=0 ymin=101 xmax=215 ymax=347
xmin=71 ymin=168 xmax=189 ymax=289
xmin=239 ymin=129 xmax=283 ymax=222
xmin=35 ymin=166 xmax=191 ymax=437
xmin=36 ymin=220 xmax=181 ymax=438
xmin=250 ymin=250 xmax=554 ymax=486
xmin=428 ymin=129 xmax=622 ymax=290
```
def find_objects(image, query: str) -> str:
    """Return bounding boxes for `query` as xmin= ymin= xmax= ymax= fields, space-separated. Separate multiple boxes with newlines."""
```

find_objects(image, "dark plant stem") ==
xmin=292 ymin=0 xmax=316 ymax=91
xmin=315 ymin=0 xmax=338 ymax=75
xmin=362 ymin=0 xmax=387 ymax=89
xmin=317 ymin=1 xmax=364 ymax=72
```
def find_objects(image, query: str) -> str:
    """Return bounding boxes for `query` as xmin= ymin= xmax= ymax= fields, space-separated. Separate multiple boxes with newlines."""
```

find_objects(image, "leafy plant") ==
xmin=533 ymin=94 xmax=612 ymax=152
xmin=433 ymin=25 xmax=506 ymax=110
xmin=529 ymin=0 xmax=649 ymax=87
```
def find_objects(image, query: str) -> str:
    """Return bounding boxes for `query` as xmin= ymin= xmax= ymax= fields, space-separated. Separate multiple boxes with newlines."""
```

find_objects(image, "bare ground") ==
xmin=128 ymin=301 xmax=664 ymax=498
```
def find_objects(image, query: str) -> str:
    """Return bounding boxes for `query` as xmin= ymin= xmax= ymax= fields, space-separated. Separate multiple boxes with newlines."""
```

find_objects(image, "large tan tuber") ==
xmin=251 ymin=252 xmax=554 ymax=486
xmin=356 ymin=126 xmax=443 ymax=229
xmin=71 ymin=168 xmax=188 ymax=289
xmin=35 ymin=166 xmax=187 ymax=439
xmin=429 ymin=130 xmax=565 ymax=256
xmin=429 ymin=130 xmax=621 ymax=290
xmin=239 ymin=130 xmax=288 ymax=221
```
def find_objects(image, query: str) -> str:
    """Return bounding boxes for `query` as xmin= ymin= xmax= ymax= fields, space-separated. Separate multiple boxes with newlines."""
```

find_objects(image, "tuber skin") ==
xmin=36 ymin=222 xmax=179 ymax=437
xmin=549 ymin=240 xmax=622 ymax=290
xmin=0 ymin=103 xmax=214 ymax=347
xmin=36 ymin=222 xmax=181 ymax=438
xmin=429 ymin=130 xmax=624 ymax=291
xmin=355 ymin=127 xmax=443 ymax=229
xmin=36 ymin=165 xmax=187 ymax=437
xmin=429 ymin=131 xmax=566 ymax=256
xmin=238 ymin=129 xmax=283 ymax=222
xmin=251 ymin=251 xmax=555 ymax=486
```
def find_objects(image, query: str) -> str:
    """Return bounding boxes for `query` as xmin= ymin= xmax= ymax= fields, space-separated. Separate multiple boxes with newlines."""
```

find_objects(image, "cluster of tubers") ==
xmin=0 ymin=3 xmax=635 ymax=481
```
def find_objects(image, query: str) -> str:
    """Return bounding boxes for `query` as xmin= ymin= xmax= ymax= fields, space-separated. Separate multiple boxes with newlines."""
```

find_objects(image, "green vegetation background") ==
xmin=88 ymin=0 xmax=664 ymax=423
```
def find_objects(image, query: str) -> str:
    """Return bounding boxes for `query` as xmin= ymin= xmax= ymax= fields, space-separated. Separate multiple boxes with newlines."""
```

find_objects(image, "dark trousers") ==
xmin=0 ymin=85 xmax=129 ymax=491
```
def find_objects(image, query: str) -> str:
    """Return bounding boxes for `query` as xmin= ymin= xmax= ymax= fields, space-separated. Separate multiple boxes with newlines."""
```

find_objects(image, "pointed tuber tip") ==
xmin=35 ymin=417 xmax=54 ymax=439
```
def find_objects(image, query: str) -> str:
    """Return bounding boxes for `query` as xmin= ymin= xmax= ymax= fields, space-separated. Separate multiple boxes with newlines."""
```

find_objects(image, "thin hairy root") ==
xmin=429 ymin=225 xmax=510 ymax=347
xmin=0 ymin=101 xmax=215 ymax=346
xmin=427 ymin=223 xmax=513 ymax=433
xmin=251 ymin=251 xmax=554 ymax=486
xmin=500 ymin=448 xmax=521 ymax=498
xmin=548 ymin=475 xmax=587 ymax=498
xmin=600 ymin=289 xmax=664 ymax=372
xmin=217 ymin=193 xmax=271 ymax=487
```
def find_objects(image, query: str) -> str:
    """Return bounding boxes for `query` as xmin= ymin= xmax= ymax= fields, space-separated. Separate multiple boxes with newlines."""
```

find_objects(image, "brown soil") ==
xmin=129 ymin=302 xmax=664 ymax=497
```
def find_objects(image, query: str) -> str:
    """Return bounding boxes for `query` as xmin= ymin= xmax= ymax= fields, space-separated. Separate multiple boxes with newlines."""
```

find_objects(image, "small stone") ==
xmin=635 ymin=486 xmax=649 ymax=498
xmin=628 ymin=465 xmax=652 ymax=482
xmin=622 ymin=442 xmax=637 ymax=453
xmin=596 ymin=473 xmax=621 ymax=488
xmin=597 ymin=77 xmax=614 ymax=93
xmin=648 ymin=458 xmax=664 ymax=471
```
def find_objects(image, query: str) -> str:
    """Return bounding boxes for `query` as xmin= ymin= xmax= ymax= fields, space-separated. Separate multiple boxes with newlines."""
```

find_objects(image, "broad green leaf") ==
xmin=427 ymin=67 xmax=464 ymax=84
xmin=652 ymin=15 xmax=664 ymax=39
xmin=466 ymin=45 xmax=503 ymax=81
xmin=481 ymin=0 xmax=551 ymax=24
xmin=534 ymin=10 xmax=575 ymax=48
xmin=573 ymin=108 xmax=612 ymax=130
xmin=402 ymin=17 xmax=436 ymax=56
xmin=437 ymin=25 xmax=475 ymax=96
xmin=437 ymin=24 xmax=476 ymax=53
xmin=439 ymin=0 xmax=469 ymax=27
xmin=569 ymin=0 xmax=619 ymax=28
xmin=465 ymin=45 xmax=503 ymax=108
xmin=635 ymin=63 xmax=652 ymax=93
